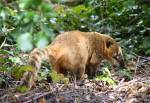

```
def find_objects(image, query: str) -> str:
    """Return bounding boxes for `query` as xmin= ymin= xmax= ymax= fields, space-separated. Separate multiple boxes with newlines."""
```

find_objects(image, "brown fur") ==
xmin=22 ymin=31 xmax=124 ymax=88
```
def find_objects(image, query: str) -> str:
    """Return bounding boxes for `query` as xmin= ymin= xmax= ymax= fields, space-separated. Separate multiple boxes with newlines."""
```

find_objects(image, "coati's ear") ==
xmin=106 ymin=39 xmax=113 ymax=48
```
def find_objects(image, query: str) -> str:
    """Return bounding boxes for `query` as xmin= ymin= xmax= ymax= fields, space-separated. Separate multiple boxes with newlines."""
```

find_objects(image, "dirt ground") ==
xmin=0 ymin=55 xmax=150 ymax=103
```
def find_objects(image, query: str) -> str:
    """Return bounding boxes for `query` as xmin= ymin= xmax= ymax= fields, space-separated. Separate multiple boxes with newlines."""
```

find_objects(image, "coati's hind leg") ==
xmin=21 ymin=71 xmax=36 ymax=89
xmin=53 ymin=64 xmax=68 ymax=76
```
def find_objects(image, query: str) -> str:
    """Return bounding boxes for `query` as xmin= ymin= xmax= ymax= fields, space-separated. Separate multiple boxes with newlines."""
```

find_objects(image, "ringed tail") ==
xmin=28 ymin=47 xmax=50 ymax=71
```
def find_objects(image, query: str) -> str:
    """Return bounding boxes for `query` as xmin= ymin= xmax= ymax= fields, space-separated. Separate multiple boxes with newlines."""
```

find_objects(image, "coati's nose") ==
xmin=113 ymin=53 xmax=125 ymax=67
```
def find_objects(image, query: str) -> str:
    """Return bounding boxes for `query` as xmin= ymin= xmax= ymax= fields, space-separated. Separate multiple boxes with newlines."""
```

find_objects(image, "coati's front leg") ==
xmin=86 ymin=63 xmax=100 ymax=79
xmin=86 ymin=51 xmax=101 ymax=78
xmin=77 ymin=65 xmax=86 ymax=80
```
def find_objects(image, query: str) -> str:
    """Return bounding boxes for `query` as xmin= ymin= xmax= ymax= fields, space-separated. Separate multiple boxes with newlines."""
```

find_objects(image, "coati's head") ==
xmin=103 ymin=35 xmax=125 ymax=67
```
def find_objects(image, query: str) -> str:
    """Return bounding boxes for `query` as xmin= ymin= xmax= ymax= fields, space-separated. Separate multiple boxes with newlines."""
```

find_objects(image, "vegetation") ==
xmin=1 ymin=0 xmax=150 ymax=54
xmin=0 ymin=0 xmax=150 ymax=102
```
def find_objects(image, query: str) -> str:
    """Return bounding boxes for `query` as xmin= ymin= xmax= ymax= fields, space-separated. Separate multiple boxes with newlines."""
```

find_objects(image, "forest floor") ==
xmin=0 ymin=50 xmax=150 ymax=103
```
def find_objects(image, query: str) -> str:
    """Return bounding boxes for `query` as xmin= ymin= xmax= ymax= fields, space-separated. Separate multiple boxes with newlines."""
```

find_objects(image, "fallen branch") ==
xmin=21 ymin=91 xmax=53 ymax=103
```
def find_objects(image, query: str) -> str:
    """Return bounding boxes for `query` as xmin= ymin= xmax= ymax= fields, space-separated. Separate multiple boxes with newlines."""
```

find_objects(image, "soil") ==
xmin=0 ymin=55 xmax=150 ymax=103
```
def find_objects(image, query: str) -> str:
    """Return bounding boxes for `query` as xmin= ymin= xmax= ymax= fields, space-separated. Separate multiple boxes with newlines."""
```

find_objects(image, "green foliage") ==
xmin=54 ymin=0 xmax=150 ymax=55
xmin=0 ymin=49 xmax=14 ymax=72
xmin=37 ymin=67 xmax=50 ymax=81
xmin=0 ymin=77 xmax=5 ymax=86
xmin=0 ymin=0 xmax=55 ymax=51
xmin=11 ymin=65 xmax=34 ymax=79
xmin=0 ymin=67 xmax=8 ymax=72
xmin=9 ymin=56 xmax=22 ymax=64
xmin=95 ymin=67 xmax=116 ymax=86
xmin=1 ymin=0 xmax=150 ymax=55
xmin=85 ymin=0 xmax=150 ymax=55
xmin=49 ymin=70 xmax=69 ymax=84
xmin=0 ymin=76 xmax=10 ymax=88
xmin=16 ymin=85 xmax=29 ymax=93
xmin=118 ymin=68 xmax=134 ymax=80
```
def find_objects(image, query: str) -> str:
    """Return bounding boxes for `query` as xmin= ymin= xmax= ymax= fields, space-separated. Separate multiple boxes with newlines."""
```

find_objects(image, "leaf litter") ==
xmin=0 ymin=53 xmax=150 ymax=103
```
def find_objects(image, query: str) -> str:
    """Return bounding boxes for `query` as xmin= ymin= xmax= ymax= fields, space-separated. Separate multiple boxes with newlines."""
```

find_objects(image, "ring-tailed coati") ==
xmin=21 ymin=30 xmax=124 ymax=89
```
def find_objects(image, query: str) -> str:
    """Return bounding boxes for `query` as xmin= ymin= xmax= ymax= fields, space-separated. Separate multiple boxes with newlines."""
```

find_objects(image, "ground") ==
xmin=0 ymin=51 xmax=150 ymax=103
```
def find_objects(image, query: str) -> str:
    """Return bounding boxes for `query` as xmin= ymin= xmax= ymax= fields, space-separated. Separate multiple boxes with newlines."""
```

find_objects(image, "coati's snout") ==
xmin=113 ymin=46 xmax=125 ymax=67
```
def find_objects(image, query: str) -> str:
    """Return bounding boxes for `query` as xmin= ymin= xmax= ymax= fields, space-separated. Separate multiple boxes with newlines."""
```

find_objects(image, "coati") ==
xmin=22 ymin=30 xmax=124 ymax=89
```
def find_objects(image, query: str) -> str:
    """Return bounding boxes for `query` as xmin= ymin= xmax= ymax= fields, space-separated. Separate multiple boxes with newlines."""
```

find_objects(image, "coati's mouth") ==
xmin=113 ymin=54 xmax=125 ymax=67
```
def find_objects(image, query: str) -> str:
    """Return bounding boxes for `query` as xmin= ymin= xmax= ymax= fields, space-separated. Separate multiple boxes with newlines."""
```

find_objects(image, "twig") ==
xmin=0 ymin=38 xmax=6 ymax=49
xmin=134 ymin=56 xmax=140 ymax=78
xmin=3 ymin=44 xmax=15 ymax=47
xmin=139 ymin=56 xmax=150 ymax=61
xmin=114 ymin=78 xmax=125 ymax=90
xmin=89 ymin=80 xmax=104 ymax=87
xmin=72 ymin=74 xmax=77 ymax=89
xmin=22 ymin=91 xmax=53 ymax=103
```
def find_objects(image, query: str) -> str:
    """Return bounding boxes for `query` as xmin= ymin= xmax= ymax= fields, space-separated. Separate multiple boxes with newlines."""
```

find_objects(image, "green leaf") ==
xmin=23 ymin=11 xmax=35 ymax=24
xmin=40 ymin=3 xmax=53 ymax=13
xmin=103 ymin=67 xmax=111 ymax=76
xmin=49 ymin=70 xmax=69 ymax=84
xmin=0 ymin=49 xmax=9 ymax=55
xmin=145 ymin=49 xmax=150 ymax=55
xmin=16 ymin=85 xmax=29 ymax=93
xmin=42 ymin=24 xmax=55 ymax=38
xmin=38 ymin=68 xmax=49 ymax=81
xmin=124 ymin=0 xmax=135 ymax=9
xmin=95 ymin=75 xmax=116 ymax=86
xmin=118 ymin=69 xmax=133 ymax=80
xmin=9 ymin=56 xmax=21 ymax=64
xmin=34 ymin=31 xmax=49 ymax=48
xmin=0 ymin=67 xmax=8 ymax=72
xmin=95 ymin=67 xmax=116 ymax=86
xmin=17 ymin=32 xmax=33 ymax=51
xmin=12 ymin=65 xmax=35 ymax=79
xmin=19 ymin=0 xmax=42 ymax=10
